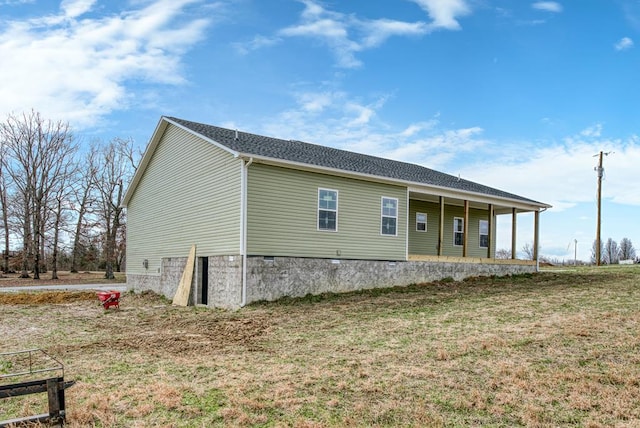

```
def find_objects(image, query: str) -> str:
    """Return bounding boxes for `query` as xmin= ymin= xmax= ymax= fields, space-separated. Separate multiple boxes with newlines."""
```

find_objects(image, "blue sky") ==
xmin=1 ymin=0 xmax=639 ymax=262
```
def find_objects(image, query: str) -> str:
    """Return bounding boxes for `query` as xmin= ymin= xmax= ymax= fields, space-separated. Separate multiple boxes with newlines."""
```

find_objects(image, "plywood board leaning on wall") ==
xmin=173 ymin=244 xmax=196 ymax=306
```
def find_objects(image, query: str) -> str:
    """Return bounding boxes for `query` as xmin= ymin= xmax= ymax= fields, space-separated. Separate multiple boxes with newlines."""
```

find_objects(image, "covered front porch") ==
xmin=407 ymin=189 xmax=548 ymax=265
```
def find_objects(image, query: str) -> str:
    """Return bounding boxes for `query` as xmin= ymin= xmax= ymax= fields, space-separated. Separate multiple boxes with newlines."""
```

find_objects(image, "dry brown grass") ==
xmin=0 ymin=291 xmax=97 ymax=304
xmin=1 ymin=266 xmax=639 ymax=427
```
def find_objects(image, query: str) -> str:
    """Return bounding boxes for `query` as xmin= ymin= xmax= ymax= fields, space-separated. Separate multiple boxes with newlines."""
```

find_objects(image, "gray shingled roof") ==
xmin=167 ymin=116 xmax=544 ymax=206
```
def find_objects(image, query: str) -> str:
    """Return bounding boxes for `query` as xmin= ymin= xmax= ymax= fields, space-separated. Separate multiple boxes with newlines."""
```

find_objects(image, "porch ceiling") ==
xmin=409 ymin=191 xmax=537 ymax=214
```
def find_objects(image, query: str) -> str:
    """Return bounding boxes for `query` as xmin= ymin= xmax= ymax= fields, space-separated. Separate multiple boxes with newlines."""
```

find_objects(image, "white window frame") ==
xmin=479 ymin=220 xmax=489 ymax=249
xmin=381 ymin=197 xmax=398 ymax=236
xmin=416 ymin=212 xmax=427 ymax=232
xmin=317 ymin=188 xmax=338 ymax=232
xmin=453 ymin=217 xmax=464 ymax=247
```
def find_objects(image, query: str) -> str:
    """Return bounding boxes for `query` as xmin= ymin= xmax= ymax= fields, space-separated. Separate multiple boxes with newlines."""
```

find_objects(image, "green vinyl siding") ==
xmin=408 ymin=200 xmax=440 ymax=255
xmin=466 ymin=208 xmax=495 ymax=258
xmin=441 ymin=206 xmax=495 ymax=258
xmin=246 ymin=164 xmax=406 ymax=260
xmin=409 ymin=202 xmax=496 ymax=258
xmin=127 ymin=124 xmax=242 ymax=275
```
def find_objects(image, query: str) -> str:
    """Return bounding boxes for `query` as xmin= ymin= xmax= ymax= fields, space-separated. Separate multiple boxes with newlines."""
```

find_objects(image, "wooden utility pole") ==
xmin=595 ymin=151 xmax=603 ymax=266
xmin=594 ymin=151 xmax=611 ymax=266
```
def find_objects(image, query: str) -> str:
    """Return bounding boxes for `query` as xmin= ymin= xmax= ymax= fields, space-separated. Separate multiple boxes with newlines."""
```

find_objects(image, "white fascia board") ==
xmin=238 ymin=154 xmax=551 ymax=212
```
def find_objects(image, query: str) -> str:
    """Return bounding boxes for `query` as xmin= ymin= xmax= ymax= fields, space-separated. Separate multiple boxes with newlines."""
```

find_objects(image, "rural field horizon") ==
xmin=1 ymin=266 xmax=639 ymax=427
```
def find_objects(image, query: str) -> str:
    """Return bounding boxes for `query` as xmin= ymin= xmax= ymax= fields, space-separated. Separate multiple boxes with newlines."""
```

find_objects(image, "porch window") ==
xmin=381 ymin=197 xmax=398 ymax=236
xmin=318 ymin=188 xmax=338 ymax=231
xmin=416 ymin=212 xmax=427 ymax=232
xmin=454 ymin=217 xmax=464 ymax=246
xmin=479 ymin=220 xmax=489 ymax=248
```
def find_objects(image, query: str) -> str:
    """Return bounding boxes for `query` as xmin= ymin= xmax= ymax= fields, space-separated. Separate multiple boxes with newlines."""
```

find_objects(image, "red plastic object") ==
xmin=96 ymin=291 xmax=120 ymax=309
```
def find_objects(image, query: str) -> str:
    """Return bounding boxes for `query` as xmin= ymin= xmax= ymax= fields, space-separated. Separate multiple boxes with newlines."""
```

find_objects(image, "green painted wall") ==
xmin=247 ymin=163 xmax=407 ymax=260
xmin=409 ymin=201 xmax=496 ymax=258
xmin=127 ymin=124 xmax=242 ymax=276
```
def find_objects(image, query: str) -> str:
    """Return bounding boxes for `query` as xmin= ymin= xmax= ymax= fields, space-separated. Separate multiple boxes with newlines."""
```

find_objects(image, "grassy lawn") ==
xmin=1 ymin=266 xmax=639 ymax=427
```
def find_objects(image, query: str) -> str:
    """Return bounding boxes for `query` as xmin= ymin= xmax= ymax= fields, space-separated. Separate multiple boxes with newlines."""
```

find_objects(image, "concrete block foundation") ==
xmin=127 ymin=255 xmax=537 ymax=309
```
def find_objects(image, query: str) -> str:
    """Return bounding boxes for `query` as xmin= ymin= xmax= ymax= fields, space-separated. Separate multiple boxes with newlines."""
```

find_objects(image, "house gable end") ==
xmin=126 ymin=123 xmax=243 ymax=276
xmin=123 ymin=116 xmax=240 ymax=207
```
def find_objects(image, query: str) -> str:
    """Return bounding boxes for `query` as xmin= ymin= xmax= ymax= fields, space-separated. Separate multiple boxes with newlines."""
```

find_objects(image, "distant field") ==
xmin=1 ymin=266 xmax=639 ymax=427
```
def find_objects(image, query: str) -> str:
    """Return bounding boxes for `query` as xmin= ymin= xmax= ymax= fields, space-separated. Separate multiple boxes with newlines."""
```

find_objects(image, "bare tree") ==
xmin=604 ymin=238 xmax=619 ymax=265
xmin=69 ymin=146 xmax=98 ymax=273
xmin=495 ymin=248 xmax=512 ymax=260
xmin=115 ymin=223 xmax=127 ymax=272
xmin=1 ymin=112 xmax=34 ymax=277
xmin=521 ymin=243 xmax=535 ymax=260
xmin=0 ymin=143 xmax=10 ymax=274
xmin=49 ymin=158 xmax=77 ymax=280
xmin=619 ymin=238 xmax=636 ymax=261
xmin=591 ymin=239 xmax=605 ymax=265
xmin=0 ymin=110 xmax=76 ymax=279
xmin=94 ymin=138 xmax=138 ymax=279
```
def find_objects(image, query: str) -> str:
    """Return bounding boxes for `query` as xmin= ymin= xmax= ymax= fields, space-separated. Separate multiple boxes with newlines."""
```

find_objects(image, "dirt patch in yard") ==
xmin=50 ymin=312 xmax=273 ymax=356
xmin=0 ymin=291 xmax=98 ymax=304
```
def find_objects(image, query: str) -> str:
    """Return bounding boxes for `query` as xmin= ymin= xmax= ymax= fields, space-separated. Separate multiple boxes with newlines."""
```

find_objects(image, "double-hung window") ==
xmin=479 ymin=220 xmax=489 ymax=248
xmin=416 ymin=212 xmax=427 ymax=232
xmin=453 ymin=217 xmax=464 ymax=246
xmin=318 ymin=188 xmax=338 ymax=231
xmin=381 ymin=197 xmax=398 ymax=236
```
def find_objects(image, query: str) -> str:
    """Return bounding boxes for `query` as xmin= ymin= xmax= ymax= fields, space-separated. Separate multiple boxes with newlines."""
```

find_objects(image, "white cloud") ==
xmin=234 ymin=35 xmax=280 ymax=55
xmin=580 ymin=123 xmax=603 ymax=138
xmin=383 ymin=127 xmax=487 ymax=167
xmin=411 ymin=0 xmax=471 ymax=30
xmin=297 ymin=91 xmax=342 ymax=113
xmin=61 ymin=0 xmax=96 ymax=18
xmin=0 ymin=0 xmax=212 ymax=128
xmin=463 ymin=131 xmax=640 ymax=211
xmin=276 ymin=3 xmax=361 ymax=68
xmin=361 ymin=19 xmax=427 ymax=48
xmin=274 ymin=1 xmax=431 ymax=68
xmin=239 ymin=0 xmax=469 ymax=69
xmin=259 ymin=89 xmax=486 ymax=171
xmin=399 ymin=119 xmax=439 ymax=137
xmin=532 ymin=2 xmax=563 ymax=13
xmin=614 ymin=36 xmax=634 ymax=51
xmin=0 ymin=0 xmax=34 ymax=4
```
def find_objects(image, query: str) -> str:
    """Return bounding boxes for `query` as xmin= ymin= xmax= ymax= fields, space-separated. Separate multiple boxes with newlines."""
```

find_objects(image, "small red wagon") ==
xmin=96 ymin=291 xmax=120 ymax=309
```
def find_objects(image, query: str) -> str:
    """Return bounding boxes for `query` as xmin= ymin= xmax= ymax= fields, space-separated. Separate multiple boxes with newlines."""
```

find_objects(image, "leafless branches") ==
xmin=0 ymin=110 xmax=138 ymax=278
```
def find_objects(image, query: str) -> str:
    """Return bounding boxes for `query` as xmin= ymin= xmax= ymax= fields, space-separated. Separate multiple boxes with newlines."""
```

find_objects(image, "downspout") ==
xmin=240 ymin=156 xmax=253 ymax=307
